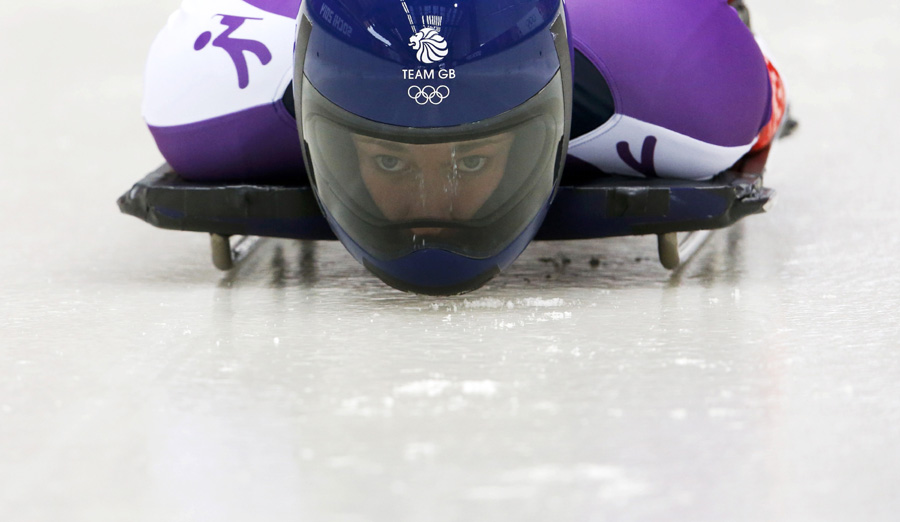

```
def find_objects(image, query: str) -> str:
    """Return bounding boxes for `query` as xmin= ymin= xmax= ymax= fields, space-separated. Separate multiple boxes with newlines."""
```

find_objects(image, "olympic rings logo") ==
xmin=408 ymin=85 xmax=450 ymax=105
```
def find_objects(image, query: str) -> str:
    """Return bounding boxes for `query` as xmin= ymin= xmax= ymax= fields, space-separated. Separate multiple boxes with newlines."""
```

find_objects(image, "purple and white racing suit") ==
xmin=143 ymin=0 xmax=778 ymax=182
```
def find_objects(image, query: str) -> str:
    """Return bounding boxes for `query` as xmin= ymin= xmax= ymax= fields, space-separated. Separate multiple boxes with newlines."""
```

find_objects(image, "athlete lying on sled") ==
xmin=122 ymin=0 xmax=792 ymax=295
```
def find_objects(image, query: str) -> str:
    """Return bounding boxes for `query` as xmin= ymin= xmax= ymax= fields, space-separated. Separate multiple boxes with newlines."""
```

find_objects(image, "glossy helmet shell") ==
xmin=294 ymin=0 xmax=572 ymax=295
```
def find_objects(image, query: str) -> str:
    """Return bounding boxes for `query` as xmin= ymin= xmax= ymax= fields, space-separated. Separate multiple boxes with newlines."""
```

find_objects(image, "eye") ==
xmin=375 ymin=155 xmax=406 ymax=172
xmin=458 ymin=155 xmax=487 ymax=173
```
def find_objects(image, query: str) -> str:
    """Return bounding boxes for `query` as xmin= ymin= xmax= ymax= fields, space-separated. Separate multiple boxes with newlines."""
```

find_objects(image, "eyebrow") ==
xmin=354 ymin=136 xmax=511 ymax=154
xmin=354 ymin=138 xmax=408 ymax=153
xmin=454 ymin=137 xmax=510 ymax=153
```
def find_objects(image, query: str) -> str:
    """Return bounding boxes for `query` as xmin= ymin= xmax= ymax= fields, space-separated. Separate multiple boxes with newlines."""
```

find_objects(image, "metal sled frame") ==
xmin=119 ymin=147 xmax=775 ymax=271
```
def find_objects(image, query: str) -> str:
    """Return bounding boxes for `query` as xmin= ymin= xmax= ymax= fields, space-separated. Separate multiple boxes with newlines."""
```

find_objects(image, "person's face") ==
xmin=352 ymin=134 xmax=514 ymax=226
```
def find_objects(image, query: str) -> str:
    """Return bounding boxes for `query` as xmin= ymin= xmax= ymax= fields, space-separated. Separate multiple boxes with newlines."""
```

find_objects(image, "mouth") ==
xmin=410 ymin=227 xmax=444 ymax=237
xmin=386 ymin=219 xmax=475 ymax=232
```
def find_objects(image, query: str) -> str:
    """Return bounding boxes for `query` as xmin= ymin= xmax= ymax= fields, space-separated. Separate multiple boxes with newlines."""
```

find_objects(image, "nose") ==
xmin=409 ymin=169 xmax=459 ymax=221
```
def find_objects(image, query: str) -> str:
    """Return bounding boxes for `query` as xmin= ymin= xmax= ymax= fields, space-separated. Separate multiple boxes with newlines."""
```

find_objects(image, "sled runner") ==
xmin=118 ymin=144 xmax=778 ymax=272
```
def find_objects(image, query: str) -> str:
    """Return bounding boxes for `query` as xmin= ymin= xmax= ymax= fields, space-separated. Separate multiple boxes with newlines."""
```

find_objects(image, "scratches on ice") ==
xmin=466 ymin=464 xmax=650 ymax=503
xmin=394 ymin=379 xmax=498 ymax=398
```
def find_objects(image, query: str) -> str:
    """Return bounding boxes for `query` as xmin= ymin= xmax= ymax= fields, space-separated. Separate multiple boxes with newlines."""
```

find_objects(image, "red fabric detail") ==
xmin=752 ymin=57 xmax=787 ymax=152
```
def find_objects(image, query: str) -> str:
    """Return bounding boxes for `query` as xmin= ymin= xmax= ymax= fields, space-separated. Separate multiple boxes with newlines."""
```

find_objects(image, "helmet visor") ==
xmin=301 ymin=71 xmax=566 ymax=260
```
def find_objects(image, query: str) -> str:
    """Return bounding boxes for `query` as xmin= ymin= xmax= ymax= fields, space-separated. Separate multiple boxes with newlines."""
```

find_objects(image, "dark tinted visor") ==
xmin=302 ymin=71 xmax=566 ymax=260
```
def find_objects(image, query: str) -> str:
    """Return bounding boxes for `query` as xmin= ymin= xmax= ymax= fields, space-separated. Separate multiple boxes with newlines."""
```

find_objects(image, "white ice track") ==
xmin=2 ymin=1 xmax=900 ymax=521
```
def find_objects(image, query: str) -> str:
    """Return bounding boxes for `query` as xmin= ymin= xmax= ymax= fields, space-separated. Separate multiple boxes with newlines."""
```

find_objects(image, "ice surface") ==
xmin=2 ymin=1 xmax=900 ymax=521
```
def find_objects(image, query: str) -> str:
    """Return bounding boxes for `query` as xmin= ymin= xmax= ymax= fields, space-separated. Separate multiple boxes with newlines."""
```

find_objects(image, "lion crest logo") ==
xmin=409 ymin=28 xmax=449 ymax=64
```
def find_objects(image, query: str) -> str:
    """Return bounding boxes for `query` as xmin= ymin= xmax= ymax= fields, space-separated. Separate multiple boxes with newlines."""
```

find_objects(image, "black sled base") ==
xmin=119 ymin=148 xmax=775 ymax=270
